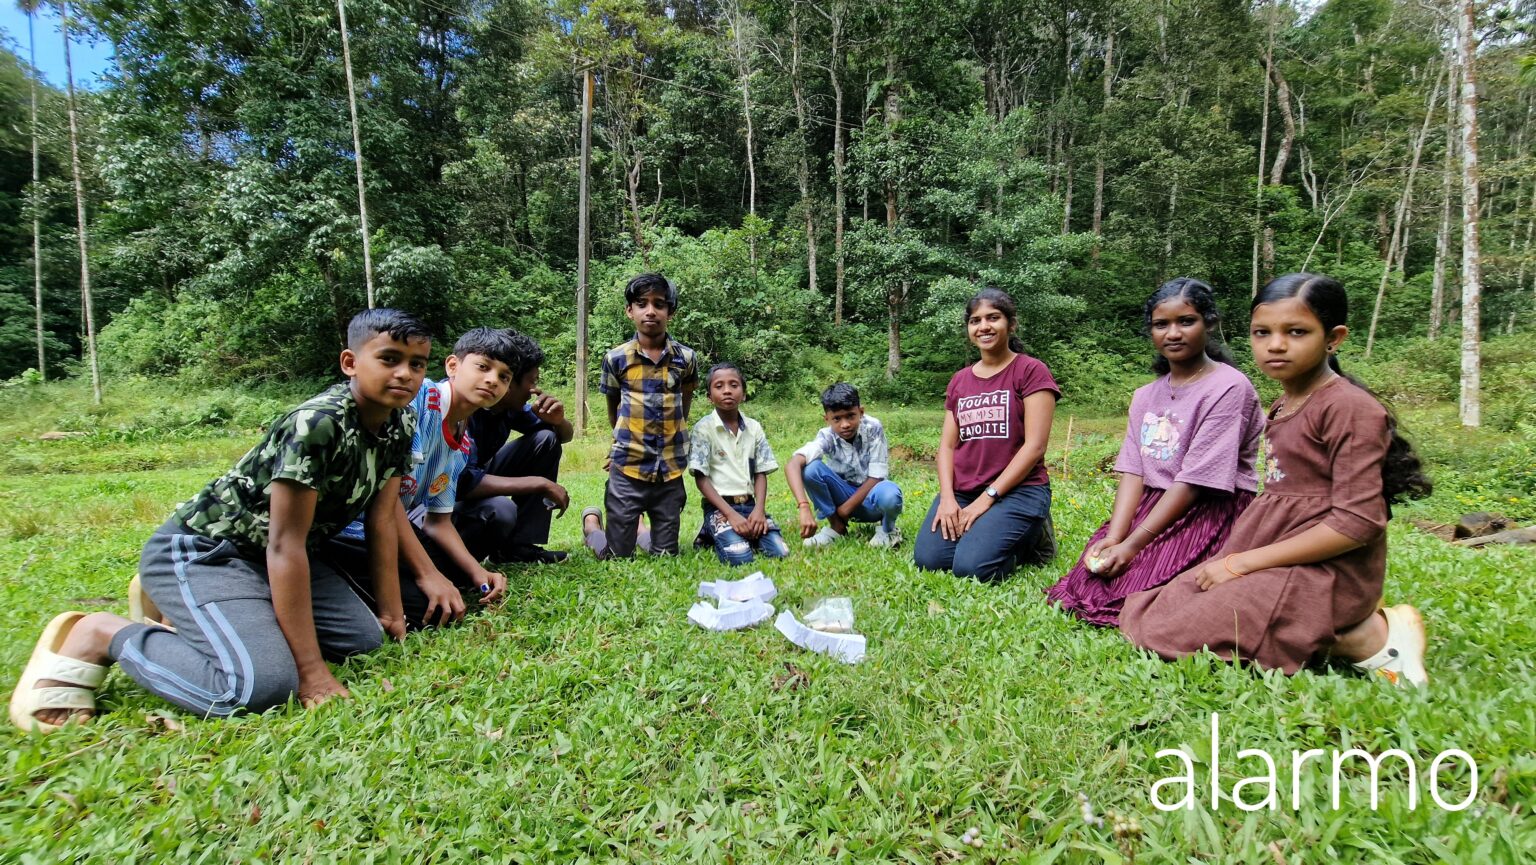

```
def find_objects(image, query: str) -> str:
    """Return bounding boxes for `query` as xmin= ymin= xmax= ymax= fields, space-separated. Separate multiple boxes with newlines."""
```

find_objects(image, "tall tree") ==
xmin=337 ymin=0 xmax=376 ymax=308
xmin=20 ymin=0 xmax=44 ymax=378
xmin=1455 ymin=0 xmax=1482 ymax=427
xmin=1430 ymin=61 xmax=1458 ymax=341
xmin=59 ymin=0 xmax=99 ymax=403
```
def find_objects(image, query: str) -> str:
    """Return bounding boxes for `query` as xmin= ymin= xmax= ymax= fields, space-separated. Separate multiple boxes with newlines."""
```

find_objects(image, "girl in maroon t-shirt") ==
xmin=914 ymin=288 xmax=1060 ymax=582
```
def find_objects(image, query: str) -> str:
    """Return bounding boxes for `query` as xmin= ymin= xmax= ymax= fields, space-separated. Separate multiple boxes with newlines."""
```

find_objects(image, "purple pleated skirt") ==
xmin=1044 ymin=487 xmax=1255 ymax=627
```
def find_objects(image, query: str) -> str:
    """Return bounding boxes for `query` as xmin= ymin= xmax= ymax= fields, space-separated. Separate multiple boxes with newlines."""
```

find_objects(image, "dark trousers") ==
xmin=453 ymin=428 xmax=563 ymax=561
xmin=913 ymin=485 xmax=1054 ymax=582
xmin=585 ymin=466 xmax=686 ymax=559
xmin=320 ymin=526 xmax=480 ymax=631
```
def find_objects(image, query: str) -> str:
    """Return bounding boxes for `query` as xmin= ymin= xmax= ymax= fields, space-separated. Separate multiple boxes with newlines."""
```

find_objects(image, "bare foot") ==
xmin=28 ymin=613 xmax=128 ymax=727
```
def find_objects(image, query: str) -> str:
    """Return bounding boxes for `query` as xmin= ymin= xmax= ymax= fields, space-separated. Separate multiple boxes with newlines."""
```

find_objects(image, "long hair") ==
xmin=1253 ymin=273 xmax=1432 ymax=504
xmin=963 ymin=287 xmax=1025 ymax=353
xmin=1142 ymin=277 xmax=1235 ymax=375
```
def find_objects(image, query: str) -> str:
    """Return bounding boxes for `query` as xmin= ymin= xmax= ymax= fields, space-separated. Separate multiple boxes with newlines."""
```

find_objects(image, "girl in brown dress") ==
xmin=1120 ymin=273 xmax=1434 ymax=685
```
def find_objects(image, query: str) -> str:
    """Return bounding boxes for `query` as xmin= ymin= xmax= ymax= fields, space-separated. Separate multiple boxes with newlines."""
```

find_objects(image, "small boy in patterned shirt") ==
xmin=581 ymin=273 xmax=699 ymax=559
xmin=10 ymin=310 xmax=428 ymax=732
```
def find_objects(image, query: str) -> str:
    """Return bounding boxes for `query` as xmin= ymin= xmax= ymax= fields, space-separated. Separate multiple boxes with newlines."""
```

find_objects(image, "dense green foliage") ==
xmin=1 ymin=375 xmax=1533 ymax=861
xmin=0 ymin=0 xmax=1531 ymax=397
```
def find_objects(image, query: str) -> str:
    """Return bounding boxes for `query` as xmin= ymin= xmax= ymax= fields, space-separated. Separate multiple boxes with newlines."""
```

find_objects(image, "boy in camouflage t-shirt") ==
xmin=9 ymin=310 xmax=430 ymax=732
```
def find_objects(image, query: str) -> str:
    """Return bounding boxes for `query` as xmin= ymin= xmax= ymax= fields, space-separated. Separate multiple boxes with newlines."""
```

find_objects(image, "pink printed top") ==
xmin=1112 ymin=362 xmax=1264 ymax=494
xmin=944 ymin=353 xmax=1061 ymax=495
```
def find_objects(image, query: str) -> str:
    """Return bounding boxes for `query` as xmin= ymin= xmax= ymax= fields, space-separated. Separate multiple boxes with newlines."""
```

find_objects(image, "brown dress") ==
xmin=1119 ymin=377 xmax=1391 ymax=674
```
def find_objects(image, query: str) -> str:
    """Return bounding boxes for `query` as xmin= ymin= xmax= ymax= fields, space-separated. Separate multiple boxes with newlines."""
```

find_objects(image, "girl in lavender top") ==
xmin=1046 ymin=278 xmax=1264 ymax=626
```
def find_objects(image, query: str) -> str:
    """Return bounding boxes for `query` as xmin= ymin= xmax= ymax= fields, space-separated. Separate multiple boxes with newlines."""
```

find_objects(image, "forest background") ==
xmin=0 ymin=0 xmax=1533 ymax=420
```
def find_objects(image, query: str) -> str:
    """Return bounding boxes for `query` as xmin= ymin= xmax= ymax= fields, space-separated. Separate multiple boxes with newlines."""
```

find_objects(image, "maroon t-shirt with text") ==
xmin=944 ymin=353 xmax=1061 ymax=495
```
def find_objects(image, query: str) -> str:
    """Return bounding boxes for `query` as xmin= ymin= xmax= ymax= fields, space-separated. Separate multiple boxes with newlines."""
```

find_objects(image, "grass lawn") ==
xmin=1 ymin=380 xmax=1533 ymax=862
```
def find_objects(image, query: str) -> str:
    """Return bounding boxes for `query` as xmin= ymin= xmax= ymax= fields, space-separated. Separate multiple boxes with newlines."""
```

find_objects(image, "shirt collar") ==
xmin=628 ymin=334 xmax=680 ymax=363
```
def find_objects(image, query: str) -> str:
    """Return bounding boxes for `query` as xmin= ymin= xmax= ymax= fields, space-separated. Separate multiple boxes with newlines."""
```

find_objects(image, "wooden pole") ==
xmin=575 ymin=66 xmax=593 ymax=436
xmin=337 ymin=0 xmax=375 ymax=308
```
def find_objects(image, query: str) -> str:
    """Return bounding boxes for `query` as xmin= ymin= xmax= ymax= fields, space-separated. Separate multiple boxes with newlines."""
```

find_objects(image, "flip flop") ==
xmin=8 ymin=611 xmax=108 ymax=733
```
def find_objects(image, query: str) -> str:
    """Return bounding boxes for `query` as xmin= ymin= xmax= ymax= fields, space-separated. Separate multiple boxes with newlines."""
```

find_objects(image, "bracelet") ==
xmin=1135 ymin=524 xmax=1157 ymax=539
xmin=796 ymin=501 xmax=812 ymax=509
xmin=1223 ymin=555 xmax=1249 ymax=578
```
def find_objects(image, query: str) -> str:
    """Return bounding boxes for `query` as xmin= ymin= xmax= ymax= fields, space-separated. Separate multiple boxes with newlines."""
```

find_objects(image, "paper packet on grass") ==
xmin=688 ymin=599 xmax=775 ymax=632
xmin=775 ymin=610 xmax=866 ymax=664
xmin=698 ymin=571 xmax=778 ymax=604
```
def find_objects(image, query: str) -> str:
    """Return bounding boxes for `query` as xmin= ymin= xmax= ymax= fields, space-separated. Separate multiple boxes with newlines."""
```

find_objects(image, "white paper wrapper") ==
xmin=698 ymin=572 xmax=778 ymax=604
xmin=774 ymin=610 xmax=867 ymax=664
xmin=687 ymin=599 xmax=775 ymax=631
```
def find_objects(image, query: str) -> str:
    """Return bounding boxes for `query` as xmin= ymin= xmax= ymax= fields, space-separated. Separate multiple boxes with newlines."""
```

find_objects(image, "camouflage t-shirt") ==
xmin=172 ymin=384 xmax=416 ymax=554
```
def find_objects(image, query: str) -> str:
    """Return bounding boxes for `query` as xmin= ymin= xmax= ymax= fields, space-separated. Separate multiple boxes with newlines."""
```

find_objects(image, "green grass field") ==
xmin=1 ymin=379 xmax=1533 ymax=863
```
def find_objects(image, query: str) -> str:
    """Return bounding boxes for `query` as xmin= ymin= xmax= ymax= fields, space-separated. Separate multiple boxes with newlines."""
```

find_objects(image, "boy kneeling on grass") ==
xmin=321 ymin=327 xmax=515 ymax=630
xmin=784 ymin=382 xmax=904 ymax=549
xmin=10 ymin=309 xmax=430 ymax=732
xmin=688 ymin=363 xmax=790 ymax=565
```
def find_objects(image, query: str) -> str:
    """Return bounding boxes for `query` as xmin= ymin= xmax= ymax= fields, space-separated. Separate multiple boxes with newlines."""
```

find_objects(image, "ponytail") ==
xmin=1255 ymin=273 xmax=1432 ymax=505
xmin=1007 ymin=335 xmax=1025 ymax=353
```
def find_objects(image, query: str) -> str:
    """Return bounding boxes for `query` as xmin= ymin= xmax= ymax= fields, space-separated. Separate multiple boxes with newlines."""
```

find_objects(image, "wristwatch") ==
xmin=985 ymin=486 xmax=1000 ymax=499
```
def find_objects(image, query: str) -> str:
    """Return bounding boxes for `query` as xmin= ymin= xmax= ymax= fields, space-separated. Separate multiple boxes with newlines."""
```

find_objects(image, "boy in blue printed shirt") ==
xmin=785 ymin=382 xmax=905 ymax=549
xmin=11 ymin=310 xmax=427 ymax=731
xmin=688 ymin=363 xmax=790 ymax=566
xmin=323 ymin=328 xmax=515 ymax=630
xmin=581 ymin=273 xmax=699 ymax=559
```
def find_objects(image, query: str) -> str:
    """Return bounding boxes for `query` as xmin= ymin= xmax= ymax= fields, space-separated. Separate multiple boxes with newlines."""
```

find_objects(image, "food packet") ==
xmin=802 ymin=597 xmax=854 ymax=633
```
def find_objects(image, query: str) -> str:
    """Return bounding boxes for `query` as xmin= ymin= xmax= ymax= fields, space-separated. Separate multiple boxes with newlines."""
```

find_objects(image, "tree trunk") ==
xmin=1430 ymin=63 xmax=1458 ymax=341
xmin=728 ymin=4 xmax=757 ymax=225
xmin=789 ymin=1 xmax=818 ymax=299
xmin=576 ymin=68 xmax=593 ymax=436
xmin=62 ymin=3 xmax=100 ymax=404
xmin=337 ymin=0 xmax=375 ymax=308
xmin=1366 ymin=65 xmax=1444 ymax=356
xmin=1060 ymin=129 xmax=1074 ymax=235
xmin=885 ymin=56 xmax=902 ymax=380
xmin=27 ymin=8 xmax=44 ymax=379
xmin=1262 ymin=63 xmax=1296 ymax=277
xmin=1251 ymin=1 xmax=1275 ymax=297
xmin=626 ymin=151 xmax=646 ymax=250
xmin=828 ymin=1 xmax=846 ymax=325
xmin=1456 ymin=0 xmax=1482 ymax=428
xmin=1092 ymin=30 xmax=1114 ymax=261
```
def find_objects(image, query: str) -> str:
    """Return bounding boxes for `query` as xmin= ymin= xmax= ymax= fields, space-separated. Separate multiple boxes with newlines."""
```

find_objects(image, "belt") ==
xmin=722 ymin=494 xmax=755 ymax=505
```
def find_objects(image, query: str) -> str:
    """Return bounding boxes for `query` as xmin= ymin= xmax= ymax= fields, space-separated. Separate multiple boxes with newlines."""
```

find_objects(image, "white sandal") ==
xmin=8 ymin=611 xmax=108 ymax=732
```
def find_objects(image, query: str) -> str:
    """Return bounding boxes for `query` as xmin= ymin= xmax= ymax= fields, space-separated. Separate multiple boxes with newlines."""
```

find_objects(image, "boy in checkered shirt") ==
xmin=581 ymin=274 xmax=699 ymax=559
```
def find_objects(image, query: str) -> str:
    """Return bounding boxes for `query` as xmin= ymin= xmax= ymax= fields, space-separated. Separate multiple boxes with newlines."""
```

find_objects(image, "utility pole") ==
xmin=575 ymin=66 xmax=593 ymax=436
xmin=337 ymin=0 xmax=375 ymax=308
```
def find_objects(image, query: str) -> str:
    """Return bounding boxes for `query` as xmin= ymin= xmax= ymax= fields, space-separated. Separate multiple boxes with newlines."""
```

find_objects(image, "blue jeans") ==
xmin=801 ymin=460 xmax=904 ymax=533
xmin=702 ymin=500 xmax=790 ymax=566
xmin=913 ymin=485 xmax=1052 ymax=582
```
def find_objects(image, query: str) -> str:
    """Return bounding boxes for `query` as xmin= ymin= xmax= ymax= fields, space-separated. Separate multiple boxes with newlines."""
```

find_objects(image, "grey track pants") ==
xmin=108 ymin=521 xmax=383 ymax=718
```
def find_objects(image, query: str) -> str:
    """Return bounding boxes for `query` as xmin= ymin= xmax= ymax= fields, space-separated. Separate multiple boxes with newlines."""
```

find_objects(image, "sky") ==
xmin=0 ymin=4 xmax=115 ymax=90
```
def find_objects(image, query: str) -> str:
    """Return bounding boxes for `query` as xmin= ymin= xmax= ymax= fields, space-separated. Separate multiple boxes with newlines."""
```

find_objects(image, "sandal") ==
xmin=128 ymin=574 xmax=162 ymax=626
xmin=8 ymin=612 xmax=108 ymax=733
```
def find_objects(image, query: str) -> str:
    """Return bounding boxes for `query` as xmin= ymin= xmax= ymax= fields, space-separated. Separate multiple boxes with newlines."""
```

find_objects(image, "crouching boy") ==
xmin=9 ymin=310 xmax=429 ymax=732
xmin=688 ymin=363 xmax=789 ymax=565
xmin=785 ymin=382 xmax=904 ymax=549
xmin=323 ymin=327 xmax=515 ymax=630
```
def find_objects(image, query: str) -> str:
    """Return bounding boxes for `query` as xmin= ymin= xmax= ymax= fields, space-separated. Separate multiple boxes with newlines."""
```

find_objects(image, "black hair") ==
xmin=1143 ymin=277 xmax=1236 ymax=375
xmin=347 ymin=308 xmax=431 ymax=351
xmin=500 ymin=328 xmax=546 ymax=381
xmin=1253 ymin=273 xmax=1432 ymax=504
xmin=625 ymin=272 xmax=678 ymax=312
xmin=451 ymin=327 xmax=518 ymax=370
xmin=706 ymin=362 xmax=745 ymax=392
xmin=820 ymin=382 xmax=861 ymax=412
xmin=963 ymin=287 xmax=1025 ymax=353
